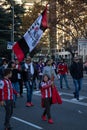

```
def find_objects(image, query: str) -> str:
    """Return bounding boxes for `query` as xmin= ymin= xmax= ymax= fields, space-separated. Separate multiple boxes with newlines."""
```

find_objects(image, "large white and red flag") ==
xmin=12 ymin=6 xmax=48 ymax=62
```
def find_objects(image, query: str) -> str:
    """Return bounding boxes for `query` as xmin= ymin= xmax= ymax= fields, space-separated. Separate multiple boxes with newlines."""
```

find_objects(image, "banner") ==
xmin=12 ymin=6 xmax=48 ymax=62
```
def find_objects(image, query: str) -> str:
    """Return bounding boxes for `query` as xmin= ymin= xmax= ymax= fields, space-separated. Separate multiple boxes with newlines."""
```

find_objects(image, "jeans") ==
xmin=60 ymin=74 xmax=69 ymax=88
xmin=25 ymin=81 xmax=34 ymax=102
xmin=12 ymin=82 xmax=19 ymax=103
xmin=73 ymin=78 xmax=83 ymax=98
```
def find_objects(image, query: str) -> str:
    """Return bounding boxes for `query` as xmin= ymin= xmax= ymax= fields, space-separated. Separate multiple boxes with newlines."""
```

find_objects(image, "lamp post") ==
xmin=11 ymin=4 xmax=14 ymax=60
xmin=11 ymin=6 xmax=14 ymax=45
xmin=9 ymin=0 xmax=15 ymax=60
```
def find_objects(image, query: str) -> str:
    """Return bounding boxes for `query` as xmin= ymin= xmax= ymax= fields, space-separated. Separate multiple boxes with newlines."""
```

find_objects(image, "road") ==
xmin=0 ymin=74 xmax=87 ymax=130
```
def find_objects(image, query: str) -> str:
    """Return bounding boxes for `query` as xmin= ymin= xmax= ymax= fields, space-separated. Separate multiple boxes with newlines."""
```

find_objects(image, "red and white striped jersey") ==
xmin=58 ymin=63 xmax=68 ymax=75
xmin=0 ymin=79 xmax=17 ymax=101
xmin=40 ymin=80 xmax=52 ymax=99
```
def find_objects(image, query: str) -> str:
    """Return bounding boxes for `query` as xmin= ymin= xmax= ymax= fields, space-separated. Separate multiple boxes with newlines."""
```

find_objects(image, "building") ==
xmin=14 ymin=0 xmax=41 ymax=5
xmin=78 ymin=38 xmax=87 ymax=62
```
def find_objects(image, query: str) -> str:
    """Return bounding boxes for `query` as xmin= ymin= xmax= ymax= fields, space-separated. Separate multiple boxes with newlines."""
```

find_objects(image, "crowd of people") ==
xmin=0 ymin=55 xmax=85 ymax=130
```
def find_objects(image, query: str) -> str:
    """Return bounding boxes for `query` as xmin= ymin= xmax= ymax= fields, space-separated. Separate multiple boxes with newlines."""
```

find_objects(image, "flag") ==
xmin=12 ymin=6 xmax=48 ymax=62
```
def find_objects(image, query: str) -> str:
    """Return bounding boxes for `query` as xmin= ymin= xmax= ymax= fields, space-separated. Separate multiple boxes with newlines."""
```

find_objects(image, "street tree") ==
xmin=55 ymin=0 xmax=87 ymax=56
xmin=21 ymin=0 xmax=87 ymax=57
xmin=0 ymin=0 xmax=25 ymax=59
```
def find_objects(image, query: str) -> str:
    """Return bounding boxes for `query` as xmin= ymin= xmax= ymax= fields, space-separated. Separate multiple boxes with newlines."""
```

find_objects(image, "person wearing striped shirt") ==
xmin=40 ymin=74 xmax=54 ymax=124
xmin=0 ymin=68 xmax=18 ymax=130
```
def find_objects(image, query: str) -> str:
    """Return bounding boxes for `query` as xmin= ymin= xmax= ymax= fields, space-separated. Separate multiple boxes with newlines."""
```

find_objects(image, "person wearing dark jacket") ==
xmin=8 ymin=61 xmax=19 ymax=107
xmin=0 ymin=58 xmax=8 ymax=79
xmin=22 ymin=57 xmax=35 ymax=107
xmin=70 ymin=56 xmax=83 ymax=100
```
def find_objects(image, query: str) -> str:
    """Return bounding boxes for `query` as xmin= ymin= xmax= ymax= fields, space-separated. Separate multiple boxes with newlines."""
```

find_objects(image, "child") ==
xmin=40 ymin=74 xmax=53 ymax=124
xmin=8 ymin=61 xmax=20 ymax=108
xmin=0 ymin=68 xmax=19 ymax=130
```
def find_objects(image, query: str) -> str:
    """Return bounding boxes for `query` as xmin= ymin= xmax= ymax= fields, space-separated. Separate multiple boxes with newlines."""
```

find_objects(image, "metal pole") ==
xmin=11 ymin=5 xmax=14 ymax=60
xmin=12 ymin=6 xmax=14 ymax=45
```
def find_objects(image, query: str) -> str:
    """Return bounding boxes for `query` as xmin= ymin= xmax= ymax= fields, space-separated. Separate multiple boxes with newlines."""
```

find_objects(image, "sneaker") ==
xmin=48 ymin=118 xmax=54 ymax=124
xmin=30 ymin=102 xmax=34 ymax=106
xmin=26 ymin=102 xmax=32 ymax=107
xmin=42 ymin=115 xmax=47 ymax=121
xmin=73 ymin=92 xmax=76 ymax=98
xmin=77 ymin=97 xmax=79 ymax=100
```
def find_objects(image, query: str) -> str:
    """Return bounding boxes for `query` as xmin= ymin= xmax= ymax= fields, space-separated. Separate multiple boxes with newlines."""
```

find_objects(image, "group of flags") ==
xmin=12 ymin=6 xmax=48 ymax=62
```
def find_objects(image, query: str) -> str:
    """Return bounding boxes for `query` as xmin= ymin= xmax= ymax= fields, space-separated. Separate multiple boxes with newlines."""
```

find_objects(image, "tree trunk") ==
xmin=49 ymin=0 xmax=57 ymax=55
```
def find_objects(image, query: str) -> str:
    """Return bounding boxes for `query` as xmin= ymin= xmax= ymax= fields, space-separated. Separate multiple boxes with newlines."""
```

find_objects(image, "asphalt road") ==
xmin=0 ymin=74 xmax=87 ymax=130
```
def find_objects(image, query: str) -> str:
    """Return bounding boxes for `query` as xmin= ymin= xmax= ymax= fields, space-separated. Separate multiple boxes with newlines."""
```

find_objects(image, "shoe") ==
xmin=77 ymin=97 xmax=79 ymax=100
xmin=26 ymin=102 xmax=32 ymax=107
xmin=48 ymin=118 xmax=54 ymax=124
xmin=42 ymin=115 xmax=46 ymax=121
xmin=30 ymin=102 xmax=34 ymax=106
xmin=26 ymin=102 xmax=34 ymax=107
xmin=73 ymin=92 xmax=76 ymax=98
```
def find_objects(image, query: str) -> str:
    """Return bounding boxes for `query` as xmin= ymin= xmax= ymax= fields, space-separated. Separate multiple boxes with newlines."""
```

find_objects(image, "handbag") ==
xmin=52 ymin=86 xmax=62 ymax=104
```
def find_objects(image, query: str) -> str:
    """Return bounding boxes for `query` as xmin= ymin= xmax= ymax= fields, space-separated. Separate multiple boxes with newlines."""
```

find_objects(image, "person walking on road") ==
xmin=8 ymin=61 xmax=19 ymax=108
xmin=22 ymin=57 xmax=35 ymax=107
xmin=43 ymin=59 xmax=57 ymax=82
xmin=15 ymin=59 xmax=23 ymax=97
xmin=0 ymin=58 xmax=8 ymax=79
xmin=58 ymin=59 xmax=70 ymax=89
xmin=70 ymin=56 xmax=83 ymax=100
xmin=40 ymin=74 xmax=54 ymax=124
xmin=0 ymin=68 xmax=19 ymax=130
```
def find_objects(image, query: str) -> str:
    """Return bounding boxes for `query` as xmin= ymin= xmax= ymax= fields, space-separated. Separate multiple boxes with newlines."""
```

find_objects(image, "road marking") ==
xmin=34 ymin=91 xmax=87 ymax=98
xmin=12 ymin=116 xmax=43 ymax=129
xmin=33 ymin=91 xmax=87 ymax=107
xmin=63 ymin=98 xmax=87 ymax=107
xmin=83 ymin=82 xmax=87 ymax=85
xmin=60 ymin=92 xmax=87 ymax=99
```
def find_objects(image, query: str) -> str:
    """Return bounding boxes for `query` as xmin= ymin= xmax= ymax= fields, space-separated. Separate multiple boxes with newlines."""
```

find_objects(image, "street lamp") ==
xmin=9 ymin=0 xmax=15 ymax=60
xmin=11 ymin=4 xmax=14 ymax=60
xmin=11 ymin=6 xmax=14 ymax=45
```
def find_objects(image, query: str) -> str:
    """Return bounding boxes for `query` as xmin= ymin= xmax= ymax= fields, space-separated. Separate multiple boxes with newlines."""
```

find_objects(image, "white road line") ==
xmin=12 ymin=116 xmax=43 ymax=130
xmin=33 ymin=91 xmax=87 ymax=107
xmin=34 ymin=91 xmax=87 ymax=98
xmin=63 ymin=98 xmax=87 ymax=107
xmin=60 ymin=92 xmax=87 ymax=98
